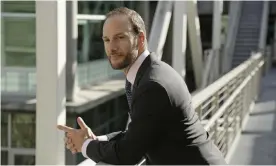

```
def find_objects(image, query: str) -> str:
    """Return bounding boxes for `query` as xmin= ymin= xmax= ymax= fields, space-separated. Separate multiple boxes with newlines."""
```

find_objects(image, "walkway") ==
xmin=229 ymin=68 xmax=276 ymax=164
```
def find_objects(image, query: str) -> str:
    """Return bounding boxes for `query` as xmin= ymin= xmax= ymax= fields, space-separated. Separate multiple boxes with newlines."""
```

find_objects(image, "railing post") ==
xmin=214 ymin=121 xmax=219 ymax=147
xmin=255 ymin=59 xmax=263 ymax=100
xmin=236 ymin=93 xmax=242 ymax=134
xmin=198 ymin=106 xmax=203 ymax=121
xmin=241 ymin=80 xmax=248 ymax=127
xmin=225 ymin=105 xmax=229 ymax=155
xmin=224 ymin=83 xmax=232 ymax=154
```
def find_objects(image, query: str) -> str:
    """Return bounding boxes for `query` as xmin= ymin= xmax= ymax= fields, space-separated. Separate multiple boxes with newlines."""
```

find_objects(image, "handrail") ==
xmin=192 ymin=52 xmax=262 ymax=111
xmin=197 ymin=51 xmax=264 ymax=159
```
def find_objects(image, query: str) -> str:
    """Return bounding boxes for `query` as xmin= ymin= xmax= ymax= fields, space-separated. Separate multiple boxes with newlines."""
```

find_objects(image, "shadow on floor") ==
xmin=230 ymin=68 xmax=276 ymax=165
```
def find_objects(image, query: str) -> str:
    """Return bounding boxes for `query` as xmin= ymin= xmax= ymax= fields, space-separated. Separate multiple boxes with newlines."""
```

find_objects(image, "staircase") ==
xmin=232 ymin=1 xmax=263 ymax=68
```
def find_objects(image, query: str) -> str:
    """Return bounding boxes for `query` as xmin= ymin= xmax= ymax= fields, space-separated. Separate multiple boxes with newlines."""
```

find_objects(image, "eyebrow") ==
xmin=102 ymin=32 xmax=126 ymax=39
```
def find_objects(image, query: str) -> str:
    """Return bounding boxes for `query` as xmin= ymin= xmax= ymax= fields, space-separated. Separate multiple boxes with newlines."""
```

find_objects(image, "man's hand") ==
xmin=57 ymin=117 xmax=97 ymax=153
xmin=64 ymin=136 xmax=77 ymax=154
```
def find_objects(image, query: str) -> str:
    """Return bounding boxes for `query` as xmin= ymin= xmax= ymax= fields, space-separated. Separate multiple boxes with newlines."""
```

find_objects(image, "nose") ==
xmin=110 ymin=40 xmax=118 ymax=53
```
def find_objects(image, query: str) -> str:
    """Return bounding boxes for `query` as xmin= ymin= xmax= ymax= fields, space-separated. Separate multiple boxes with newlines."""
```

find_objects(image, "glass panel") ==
xmin=2 ymin=1 xmax=35 ymax=13
xmin=77 ymin=22 xmax=106 ymax=63
xmin=6 ymin=52 xmax=36 ymax=67
xmin=14 ymin=154 xmax=35 ymax=165
xmin=11 ymin=113 xmax=35 ymax=148
xmin=3 ymin=18 xmax=36 ymax=48
xmin=1 ymin=151 xmax=8 ymax=165
xmin=1 ymin=112 xmax=8 ymax=147
xmin=2 ymin=17 xmax=36 ymax=67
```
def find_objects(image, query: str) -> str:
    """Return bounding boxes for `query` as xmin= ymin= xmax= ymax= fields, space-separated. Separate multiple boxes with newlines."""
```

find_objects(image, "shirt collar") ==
xmin=126 ymin=50 xmax=150 ymax=85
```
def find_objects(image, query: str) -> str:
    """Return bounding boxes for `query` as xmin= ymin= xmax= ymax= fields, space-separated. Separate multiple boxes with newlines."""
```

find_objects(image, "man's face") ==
xmin=102 ymin=15 xmax=139 ymax=70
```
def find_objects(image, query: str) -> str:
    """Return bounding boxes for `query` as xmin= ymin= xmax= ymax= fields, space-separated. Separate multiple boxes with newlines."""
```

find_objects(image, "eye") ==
xmin=103 ymin=39 xmax=110 ymax=43
xmin=119 ymin=36 xmax=125 ymax=39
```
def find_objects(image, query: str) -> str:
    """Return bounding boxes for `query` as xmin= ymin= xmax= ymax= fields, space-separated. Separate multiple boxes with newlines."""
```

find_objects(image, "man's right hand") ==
xmin=58 ymin=117 xmax=97 ymax=154
xmin=76 ymin=117 xmax=97 ymax=140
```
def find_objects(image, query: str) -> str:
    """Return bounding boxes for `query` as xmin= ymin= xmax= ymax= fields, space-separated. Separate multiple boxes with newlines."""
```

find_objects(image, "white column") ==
xmin=66 ymin=0 xmax=78 ymax=101
xmin=212 ymin=0 xmax=223 ymax=79
xmin=186 ymin=0 xmax=203 ymax=88
xmin=148 ymin=1 xmax=173 ymax=59
xmin=172 ymin=1 xmax=187 ymax=79
xmin=258 ymin=1 xmax=269 ymax=50
xmin=36 ymin=1 xmax=66 ymax=165
xmin=212 ymin=0 xmax=223 ymax=50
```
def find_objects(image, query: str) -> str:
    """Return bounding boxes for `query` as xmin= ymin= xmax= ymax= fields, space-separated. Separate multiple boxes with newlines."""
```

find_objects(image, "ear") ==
xmin=138 ymin=32 xmax=146 ymax=48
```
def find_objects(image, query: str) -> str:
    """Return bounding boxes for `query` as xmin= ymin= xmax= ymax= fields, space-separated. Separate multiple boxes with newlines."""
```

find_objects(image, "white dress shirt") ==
xmin=81 ymin=50 xmax=150 ymax=158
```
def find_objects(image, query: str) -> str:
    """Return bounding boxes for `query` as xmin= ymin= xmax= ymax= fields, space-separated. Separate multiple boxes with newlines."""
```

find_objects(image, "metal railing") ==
xmin=193 ymin=51 xmax=264 ymax=160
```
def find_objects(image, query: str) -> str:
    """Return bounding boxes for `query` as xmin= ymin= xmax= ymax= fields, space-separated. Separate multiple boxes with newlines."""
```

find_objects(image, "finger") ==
xmin=66 ymin=144 xmax=71 ymax=149
xmin=64 ymin=137 xmax=72 ymax=144
xmin=77 ymin=117 xmax=88 ymax=130
xmin=87 ymin=128 xmax=97 ymax=139
xmin=64 ymin=137 xmax=68 ymax=143
xmin=57 ymin=125 xmax=75 ymax=133
xmin=67 ymin=137 xmax=72 ymax=144
xmin=66 ymin=142 xmax=74 ymax=149
xmin=71 ymin=149 xmax=77 ymax=154
xmin=67 ymin=132 xmax=73 ymax=138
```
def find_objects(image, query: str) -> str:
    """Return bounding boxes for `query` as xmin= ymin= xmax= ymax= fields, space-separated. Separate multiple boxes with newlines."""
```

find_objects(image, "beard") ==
xmin=108 ymin=51 xmax=135 ymax=70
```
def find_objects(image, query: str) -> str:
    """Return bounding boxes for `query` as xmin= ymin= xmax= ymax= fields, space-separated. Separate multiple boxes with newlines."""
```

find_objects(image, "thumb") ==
xmin=77 ymin=117 xmax=88 ymax=130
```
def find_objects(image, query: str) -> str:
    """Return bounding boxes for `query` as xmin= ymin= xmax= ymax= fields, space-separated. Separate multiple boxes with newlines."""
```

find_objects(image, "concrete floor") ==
xmin=229 ymin=68 xmax=276 ymax=165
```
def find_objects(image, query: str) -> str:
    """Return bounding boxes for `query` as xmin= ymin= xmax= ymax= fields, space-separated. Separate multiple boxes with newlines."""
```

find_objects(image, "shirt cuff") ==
xmin=81 ymin=138 xmax=93 ymax=158
xmin=97 ymin=135 xmax=108 ymax=141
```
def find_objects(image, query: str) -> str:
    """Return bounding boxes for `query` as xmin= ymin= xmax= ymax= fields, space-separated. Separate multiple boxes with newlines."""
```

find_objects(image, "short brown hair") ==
xmin=105 ymin=7 xmax=147 ymax=39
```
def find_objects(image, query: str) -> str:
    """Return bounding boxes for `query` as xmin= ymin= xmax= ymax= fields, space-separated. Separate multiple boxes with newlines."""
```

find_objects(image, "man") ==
xmin=58 ymin=7 xmax=227 ymax=165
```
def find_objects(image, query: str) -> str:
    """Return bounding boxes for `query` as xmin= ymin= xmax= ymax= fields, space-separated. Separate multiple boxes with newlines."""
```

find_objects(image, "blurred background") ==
xmin=1 ymin=1 xmax=276 ymax=165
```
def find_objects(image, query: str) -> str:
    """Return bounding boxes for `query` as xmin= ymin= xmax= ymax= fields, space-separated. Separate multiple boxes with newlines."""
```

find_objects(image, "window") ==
xmin=11 ymin=113 xmax=36 ymax=148
xmin=4 ymin=18 xmax=36 ymax=48
xmin=2 ymin=1 xmax=35 ymax=13
xmin=1 ymin=112 xmax=8 ymax=147
xmin=14 ymin=154 xmax=35 ymax=165
xmin=6 ymin=52 xmax=36 ymax=67
xmin=2 ymin=17 xmax=36 ymax=67
xmin=1 ymin=151 xmax=8 ymax=165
